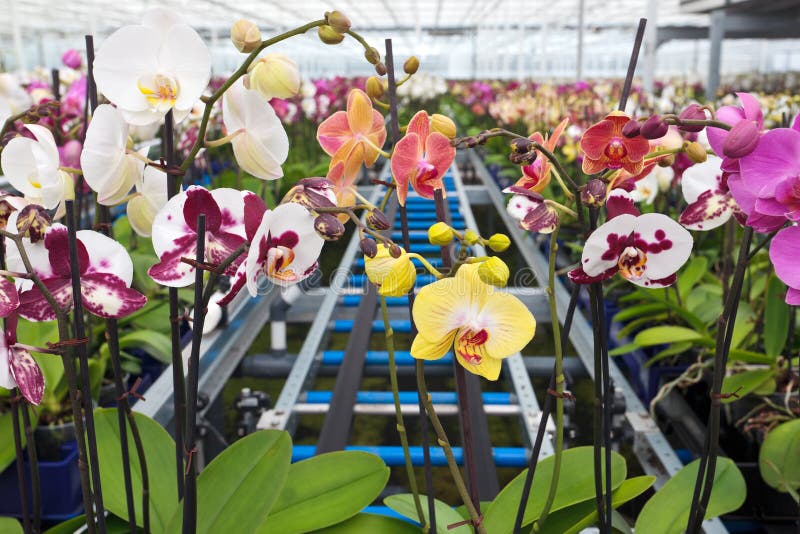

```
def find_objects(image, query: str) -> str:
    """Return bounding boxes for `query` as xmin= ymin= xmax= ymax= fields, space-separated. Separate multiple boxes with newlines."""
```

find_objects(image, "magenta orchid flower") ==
xmin=1 ymin=313 xmax=45 ymax=405
xmin=390 ymin=110 xmax=456 ymax=205
xmin=502 ymin=186 xmax=559 ymax=234
xmin=679 ymin=156 xmax=741 ymax=231
xmin=149 ymin=186 xmax=260 ymax=287
xmin=735 ymin=127 xmax=800 ymax=232
xmin=770 ymin=226 xmax=800 ymax=305
xmin=7 ymin=225 xmax=146 ymax=321
xmin=569 ymin=209 xmax=693 ymax=288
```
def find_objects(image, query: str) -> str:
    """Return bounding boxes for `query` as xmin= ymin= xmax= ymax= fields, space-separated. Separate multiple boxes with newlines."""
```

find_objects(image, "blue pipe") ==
xmin=333 ymin=320 xmax=413 ymax=333
xmin=347 ymin=274 xmax=438 ymax=287
xmin=321 ymin=350 xmax=453 ymax=366
xmin=291 ymin=445 xmax=528 ymax=467
xmin=304 ymin=390 xmax=512 ymax=405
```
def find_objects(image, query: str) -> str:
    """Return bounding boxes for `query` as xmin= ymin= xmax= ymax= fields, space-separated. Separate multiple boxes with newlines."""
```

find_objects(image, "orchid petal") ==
xmin=81 ymin=273 xmax=146 ymax=318
xmin=316 ymin=111 xmax=350 ymax=156
xmin=405 ymin=111 xmax=430 ymax=147
xmin=454 ymin=343 xmax=501 ymax=381
xmin=580 ymin=213 xmax=636 ymax=277
xmin=410 ymin=331 xmax=455 ymax=361
xmin=159 ymin=24 xmax=211 ymax=114
xmin=606 ymin=189 xmax=640 ymax=219
xmin=9 ymin=347 xmax=44 ymax=405
xmin=93 ymin=25 xmax=159 ymax=114
xmin=477 ymin=292 xmax=535 ymax=358
xmin=77 ymin=230 xmax=135 ymax=285
xmin=679 ymin=190 xmax=734 ymax=231
xmin=390 ymin=133 xmax=421 ymax=206
xmin=770 ymin=226 xmax=800 ymax=290
xmin=0 ymin=277 xmax=19 ymax=318
xmin=346 ymin=89 xmax=373 ymax=135
xmin=631 ymin=213 xmax=693 ymax=279
xmin=682 ymin=156 xmax=723 ymax=204
xmin=18 ymin=278 xmax=73 ymax=322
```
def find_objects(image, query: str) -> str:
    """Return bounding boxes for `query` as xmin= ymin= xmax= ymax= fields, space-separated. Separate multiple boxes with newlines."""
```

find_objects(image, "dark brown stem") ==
xmin=19 ymin=400 xmax=40 ymax=533
xmin=10 ymin=394 xmax=31 ymax=533
xmin=618 ymin=18 xmax=646 ymax=112
xmin=686 ymin=227 xmax=754 ymax=533
xmin=182 ymin=214 xmax=206 ymax=534
xmin=65 ymin=200 xmax=107 ymax=533
xmin=164 ymin=110 xmax=187 ymax=500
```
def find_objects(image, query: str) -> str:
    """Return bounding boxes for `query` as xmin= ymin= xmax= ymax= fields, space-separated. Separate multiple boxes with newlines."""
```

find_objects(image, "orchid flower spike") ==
xmin=93 ymin=7 xmax=211 ymax=125
xmin=410 ymin=264 xmax=535 ymax=381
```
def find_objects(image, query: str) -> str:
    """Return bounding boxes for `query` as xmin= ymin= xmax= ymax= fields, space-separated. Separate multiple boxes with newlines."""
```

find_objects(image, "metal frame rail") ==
xmin=469 ymin=150 xmax=727 ymax=534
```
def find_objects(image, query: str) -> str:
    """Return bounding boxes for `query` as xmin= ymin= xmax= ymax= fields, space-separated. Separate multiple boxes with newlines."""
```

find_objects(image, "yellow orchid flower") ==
xmin=364 ymin=245 xmax=416 ymax=297
xmin=410 ymin=264 xmax=535 ymax=380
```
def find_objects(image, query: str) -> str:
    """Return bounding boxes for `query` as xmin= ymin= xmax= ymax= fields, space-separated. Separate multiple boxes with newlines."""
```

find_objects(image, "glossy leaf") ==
xmin=0 ymin=517 xmax=23 ymax=534
xmin=678 ymin=256 xmax=708 ymax=301
xmin=759 ymin=419 xmax=800 ymax=495
xmin=720 ymin=368 xmax=776 ymax=403
xmin=538 ymin=476 xmax=655 ymax=534
xmin=633 ymin=326 xmax=704 ymax=347
xmin=730 ymin=303 xmax=755 ymax=350
xmin=764 ymin=276 xmax=789 ymax=358
xmin=634 ymin=457 xmax=746 ymax=533
xmin=257 ymin=450 xmax=389 ymax=534
xmin=314 ymin=513 xmax=421 ymax=533
xmin=482 ymin=446 xmax=627 ymax=534
xmin=728 ymin=349 xmax=775 ymax=365
xmin=167 ymin=430 xmax=292 ymax=533
xmin=645 ymin=341 xmax=693 ymax=368
xmin=384 ymin=493 xmax=470 ymax=534
xmin=94 ymin=408 xmax=178 ymax=533
xmin=612 ymin=303 xmax=666 ymax=324
xmin=101 ymin=330 xmax=173 ymax=364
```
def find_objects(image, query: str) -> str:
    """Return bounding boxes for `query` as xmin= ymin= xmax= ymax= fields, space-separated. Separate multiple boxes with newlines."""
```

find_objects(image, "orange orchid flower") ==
xmin=325 ymin=161 xmax=355 ymax=223
xmin=580 ymin=111 xmax=650 ymax=175
xmin=514 ymin=117 xmax=569 ymax=193
xmin=317 ymin=88 xmax=387 ymax=182
xmin=390 ymin=110 xmax=456 ymax=205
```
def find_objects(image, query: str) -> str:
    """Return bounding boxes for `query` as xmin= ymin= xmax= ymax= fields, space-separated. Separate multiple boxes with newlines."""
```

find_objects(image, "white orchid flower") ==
xmin=222 ymin=78 xmax=289 ymax=180
xmin=93 ymin=7 xmax=211 ymax=126
xmin=81 ymin=104 xmax=167 ymax=236
xmin=1 ymin=124 xmax=74 ymax=212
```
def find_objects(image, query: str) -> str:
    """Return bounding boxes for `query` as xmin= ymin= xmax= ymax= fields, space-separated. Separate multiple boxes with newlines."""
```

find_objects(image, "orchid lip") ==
xmin=138 ymin=73 xmax=180 ymax=112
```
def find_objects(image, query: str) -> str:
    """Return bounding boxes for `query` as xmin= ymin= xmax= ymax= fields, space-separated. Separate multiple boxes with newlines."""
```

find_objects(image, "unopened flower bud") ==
xmin=1 ymin=132 xmax=17 ymax=148
xmin=621 ymin=120 xmax=641 ymax=138
xmin=374 ymin=63 xmax=387 ymax=76
xmin=325 ymin=11 xmax=351 ymax=33
xmin=314 ymin=213 xmax=345 ymax=241
xmin=365 ymin=76 xmax=384 ymax=99
xmin=389 ymin=244 xmax=403 ymax=258
xmin=430 ymin=114 xmax=456 ymax=139
xmin=366 ymin=209 xmax=390 ymax=231
xmin=318 ymin=25 xmax=345 ymax=45
xmin=510 ymin=137 xmax=533 ymax=154
xmin=509 ymin=150 xmax=536 ymax=165
xmin=248 ymin=54 xmax=300 ymax=99
xmin=231 ymin=19 xmax=262 ymax=53
xmin=486 ymin=233 xmax=511 ymax=252
xmin=282 ymin=178 xmax=337 ymax=210
xmin=16 ymin=204 xmax=51 ymax=243
xmin=722 ymin=120 xmax=760 ymax=159
xmin=678 ymin=104 xmax=707 ymax=132
xmin=478 ymin=257 xmax=510 ymax=287
xmin=403 ymin=56 xmax=420 ymax=75
xmin=61 ymin=49 xmax=82 ymax=69
xmin=685 ymin=141 xmax=707 ymax=164
xmin=658 ymin=154 xmax=675 ymax=167
xmin=365 ymin=47 xmax=381 ymax=65
xmin=463 ymin=229 xmax=479 ymax=246
xmin=360 ymin=237 xmax=378 ymax=258
xmin=640 ymin=115 xmax=669 ymax=140
xmin=428 ymin=222 xmax=454 ymax=246
xmin=581 ymin=178 xmax=607 ymax=207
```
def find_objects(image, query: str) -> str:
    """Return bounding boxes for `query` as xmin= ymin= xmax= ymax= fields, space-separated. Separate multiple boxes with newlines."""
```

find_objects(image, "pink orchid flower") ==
xmin=317 ymin=89 xmax=387 ymax=182
xmin=679 ymin=156 xmax=742 ymax=231
xmin=569 ymin=201 xmax=693 ymax=287
xmin=149 ymin=186 xmax=260 ymax=287
xmin=390 ymin=110 xmax=456 ymax=205
xmin=8 ymin=225 xmax=146 ymax=321
xmin=735 ymin=127 xmax=800 ymax=232
xmin=1 ymin=313 xmax=45 ymax=405
xmin=770 ymin=226 xmax=800 ymax=305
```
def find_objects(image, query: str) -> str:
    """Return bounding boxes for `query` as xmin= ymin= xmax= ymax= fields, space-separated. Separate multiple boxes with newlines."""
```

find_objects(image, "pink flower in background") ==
xmin=61 ymin=76 xmax=86 ymax=118
xmin=61 ymin=49 xmax=82 ymax=69
xmin=58 ymin=139 xmax=82 ymax=170
xmin=770 ymin=226 xmax=800 ymax=305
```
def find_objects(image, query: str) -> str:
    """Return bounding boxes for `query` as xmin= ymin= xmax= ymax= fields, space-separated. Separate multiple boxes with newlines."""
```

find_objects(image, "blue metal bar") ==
xmin=332 ymin=320 xmax=412 ymax=333
xmin=291 ymin=445 xmax=528 ymax=467
xmin=304 ymin=391 xmax=513 ymax=405
xmin=352 ymin=257 xmax=444 ymax=270
xmin=321 ymin=350 xmax=453 ymax=366
xmin=348 ymin=274 xmax=438 ymax=287
xmin=397 ymin=212 xmax=464 ymax=222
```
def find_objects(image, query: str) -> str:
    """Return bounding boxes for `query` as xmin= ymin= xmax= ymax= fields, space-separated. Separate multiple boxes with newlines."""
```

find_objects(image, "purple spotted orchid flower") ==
xmin=569 ymin=192 xmax=693 ymax=288
xmin=220 ymin=202 xmax=324 ymax=304
xmin=149 ymin=186 xmax=264 ymax=287
xmin=679 ymin=155 xmax=742 ymax=231
xmin=502 ymin=186 xmax=559 ymax=234
xmin=1 ymin=312 xmax=45 ymax=405
xmin=3 ymin=223 xmax=146 ymax=321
